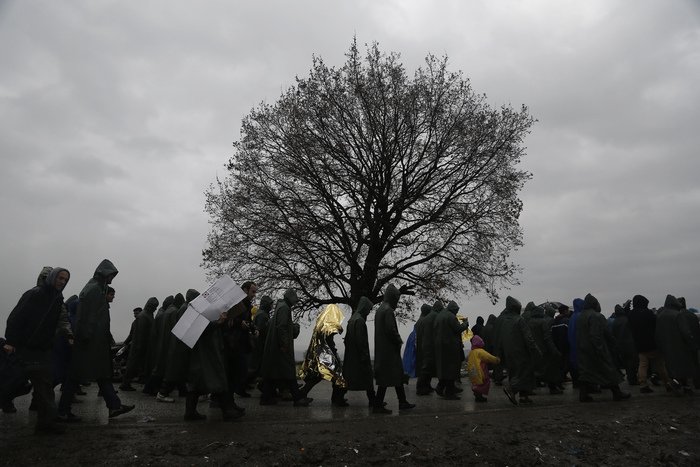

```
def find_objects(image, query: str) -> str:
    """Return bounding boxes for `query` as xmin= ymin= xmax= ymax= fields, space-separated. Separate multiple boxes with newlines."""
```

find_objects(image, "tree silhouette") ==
xmin=203 ymin=39 xmax=534 ymax=318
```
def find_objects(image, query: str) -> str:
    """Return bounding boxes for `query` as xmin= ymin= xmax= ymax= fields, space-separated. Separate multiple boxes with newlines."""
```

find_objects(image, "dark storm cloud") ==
xmin=0 ymin=0 xmax=698 ymax=340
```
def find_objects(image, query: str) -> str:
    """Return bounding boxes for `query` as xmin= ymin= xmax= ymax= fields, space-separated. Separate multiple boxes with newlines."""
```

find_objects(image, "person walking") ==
xmin=495 ymin=296 xmax=541 ymax=405
xmin=59 ymin=259 xmax=134 ymax=420
xmin=576 ymin=293 xmax=631 ymax=402
xmin=4 ymin=267 xmax=71 ymax=434
xmin=372 ymin=284 xmax=415 ymax=414
xmin=434 ymin=300 xmax=469 ymax=399
xmin=343 ymin=297 xmax=378 ymax=406
xmin=628 ymin=294 xmax=671 ymax=393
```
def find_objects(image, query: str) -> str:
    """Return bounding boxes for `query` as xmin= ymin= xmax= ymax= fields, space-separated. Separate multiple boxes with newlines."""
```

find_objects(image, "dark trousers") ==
xmin=20 ymin=351 xmax=56 ymax=428
xmin=261 ymin=378 xmax=302 ymax=402
xmin=59 ymin=378 xmax=121 ymax=414
xmin=437 ymin=379 xmax=457 ymax=396
xmin=416 ymin=372 xmax=434 ymax=394
xmin=301 ymin=373 xmax=346 ymax=401
xmin=230 ymin=351 xmax=249 ymax=394
xmin=159 ymin=380 xmax=187 ymax=396
xmin=375 ymin=385 xmax=408 ymax=407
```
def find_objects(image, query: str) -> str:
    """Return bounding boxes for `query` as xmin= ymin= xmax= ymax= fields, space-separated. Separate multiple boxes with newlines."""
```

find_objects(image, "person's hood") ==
xmin=384 ymin=284 xmax=400 ymax=309
xmin=632 ymin=295 xmax=649 ymax=310
xmin=664 ymin=294 xmax=681 ymax=311
xmin=37 ymin=266 xmax=53 ymax=287
xmin=614 ymin=304 xmax=626 ymax=317
xmin=45 ymin=267 xmax=70 ymax=292
xmin=529 ymin=305 xmax=545 ymax=318
xmin=446 ymin=300 xmax=459 ymax=315
xmin=93 ymin=259 xmax=118 ymax=281
xmin=504 ymin=296 xmax=522 ymax=314
xmin=432 ymin=300 xmax=444 ymax=314
xmin=476 ymin=316 xmax=484 ymax=325
xmin=355 ymin=296 xmax=373 ymax=319
xmin=573 ymin=298 xmax=585 ymax=315
xmin=259 ymin=295 xmax=273 ymax=313
xmin=173 ymin=293 xmax=185 ymax=309
xmin=471 ymin=334 xmax=485 ymax=349
xmin=186 ymin=289 xmax=200 ymax=303
xmin=584 ymin=294 xmax=601 ymax=313
xmin=162 ymin=295 xmax=174 ymax=310
xmin=678 ymin=297 xmax=687 ymax=310
xmin=284 ymin=289 xmax=299 ymax=306
xmin=65 ymin=295 xmax=79 ymax=314
xmin=524 ymin=301 xmax=536 ymax=313
xmin=485 ymin=314 xmax=497 ymax=325
xmin=420 ymin=303 xmax=432 ymax=317
xmin=144 ymin=297 xmax=159 ymax=313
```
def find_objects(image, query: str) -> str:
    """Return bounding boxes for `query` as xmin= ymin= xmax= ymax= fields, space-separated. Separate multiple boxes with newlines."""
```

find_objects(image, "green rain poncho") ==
xmin=576 ymin=293 xmax=622 ymax=386
xmin=494 ymin=296 xmax=541 ymax=392
xmin=71 ymin=259 xmax=118 ymax=381
xmin=343 ymin=296 xmax=374 ymax=391
xmin=261 ymin=289 xmax=301 ymax=381
xmin=164 ymin=289 xmax=199 ymax=384
xmin=373 ymin=284 xmax=404 ymax=388
xmin=656 ymin=294 xmax=699 ymax=381
xmin=125 ymin=296 xmax=158 ymax=378
xmin=434 ymin=301 xmax=469 ymax=380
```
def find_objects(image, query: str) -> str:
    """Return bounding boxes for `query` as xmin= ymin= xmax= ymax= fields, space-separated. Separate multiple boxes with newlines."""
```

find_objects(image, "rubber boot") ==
xmin=579 ymin=384 xmax=593 ymax=402
xmin=184 ymin=392 xmax=206 ymax=421
xmin=611 ymin=384 xmax=631 ymax=401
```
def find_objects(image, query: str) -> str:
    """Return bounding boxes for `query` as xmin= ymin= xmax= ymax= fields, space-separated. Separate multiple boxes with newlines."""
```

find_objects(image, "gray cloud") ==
xmin=1 ymin=0 xmax=699 ymax=343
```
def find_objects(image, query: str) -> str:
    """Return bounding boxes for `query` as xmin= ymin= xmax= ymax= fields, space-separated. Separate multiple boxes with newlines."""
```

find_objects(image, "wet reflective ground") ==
xmin=1 ymin=378 xmax=649 ymax=430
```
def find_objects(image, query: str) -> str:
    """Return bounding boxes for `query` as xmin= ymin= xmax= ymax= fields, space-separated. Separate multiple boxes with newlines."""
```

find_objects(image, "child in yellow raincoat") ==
xmin=465 ymin=334 xmax=500 ymax=402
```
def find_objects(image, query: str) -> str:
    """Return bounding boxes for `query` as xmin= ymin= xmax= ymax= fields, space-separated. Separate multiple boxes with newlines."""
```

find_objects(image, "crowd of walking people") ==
xmin=2 ymin=258 xmax=698 ymax=436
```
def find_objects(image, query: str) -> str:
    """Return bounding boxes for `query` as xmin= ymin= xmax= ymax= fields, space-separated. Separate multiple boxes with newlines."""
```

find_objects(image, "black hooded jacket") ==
xmin=627 ymin=295 xmax=657 ymax=353
xmin=5 ymin=268 xmax=69 ymax=351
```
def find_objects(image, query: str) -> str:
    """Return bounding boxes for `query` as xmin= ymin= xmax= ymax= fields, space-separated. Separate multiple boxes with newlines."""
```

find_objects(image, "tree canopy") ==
xmin=203 ymin=39 xmax=534 ymax=318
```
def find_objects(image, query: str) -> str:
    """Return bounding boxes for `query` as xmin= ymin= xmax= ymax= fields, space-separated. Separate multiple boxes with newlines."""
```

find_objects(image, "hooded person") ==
xmin=551 ymin=305 xmax=571 ymax=387
xmin=413 ymin=303 xmax=434 ymax=395
xmin=4 ymin=266 xmax=71 ymax=433
xmin=576 ymin=293 xmax=630 ymax=402
xmin=372 ymin=284 xmax=415 ymax=414
xmin=656 ymin=294 xmax=698 ymax=394
xmin=611 ymin=302 xmax=639 ymax=386
xmin=494 ymin=296 xmax=541 ymax=405
xmin=249 ymin=295 xmax=274 ymax=382
xmin=527 ymin=304 xmax=564 ymax=394
xmin=416 ymin=300 xmax=442 ymax=395
xmin=433 ymin=300 xmax=470 ymax=399
xmin=152 ymin=293 xmax=185 ymax=402
xmin=120 ymin=296 xmax=159 ymax=391
xmin=466 ymin=335 xmax=501 ymax=402
xmin=522 ymin=301 xmax=537 ymax=322
xmin=259 ymin=289 xmax=312 ymax=406
xmin=628 ymin=294 xmax=671 ymax=393
xmin=402 ymin=324 xmax=418 ymax=379
xmin=299 ymin=304 xmax=347 ymax=406
xmin=186 ymin=304 xmax=243 ymax=422
xmin=342 ymin=296 xmax=377 ymax=405
xmin=160 ymin=289 xmax=206 ymax=420
xmin=52 ymin=294 xmax=79 ymax=391
xmin=60 ymin=259 xmax=134 ymax=420
xmin=567 ymin=298 xmax=585 ymax=387
xmin=471 ymin=316 xmax=485 ymax=337
xmin=229 ymin=281 xmax=256 ymax=397
xmin=142 ymin=295 xmax=174 ymax=395
xmin=678 ymin=297 xmax=700 ymax=389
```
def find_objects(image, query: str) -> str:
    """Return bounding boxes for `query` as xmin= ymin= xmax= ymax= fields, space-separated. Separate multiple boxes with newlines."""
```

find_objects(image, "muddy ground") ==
xmin=1 ymin=385 xmax=698 ymax=466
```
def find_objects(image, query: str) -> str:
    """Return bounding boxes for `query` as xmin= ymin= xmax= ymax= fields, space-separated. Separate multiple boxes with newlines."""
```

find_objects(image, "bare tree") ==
xmin=203 ymin=39 xmax=534 ymax=318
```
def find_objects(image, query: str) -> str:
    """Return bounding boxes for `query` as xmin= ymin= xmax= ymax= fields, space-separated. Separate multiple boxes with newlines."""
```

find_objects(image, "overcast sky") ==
xmin=1 ymin=0 xmax=699 ymax=345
